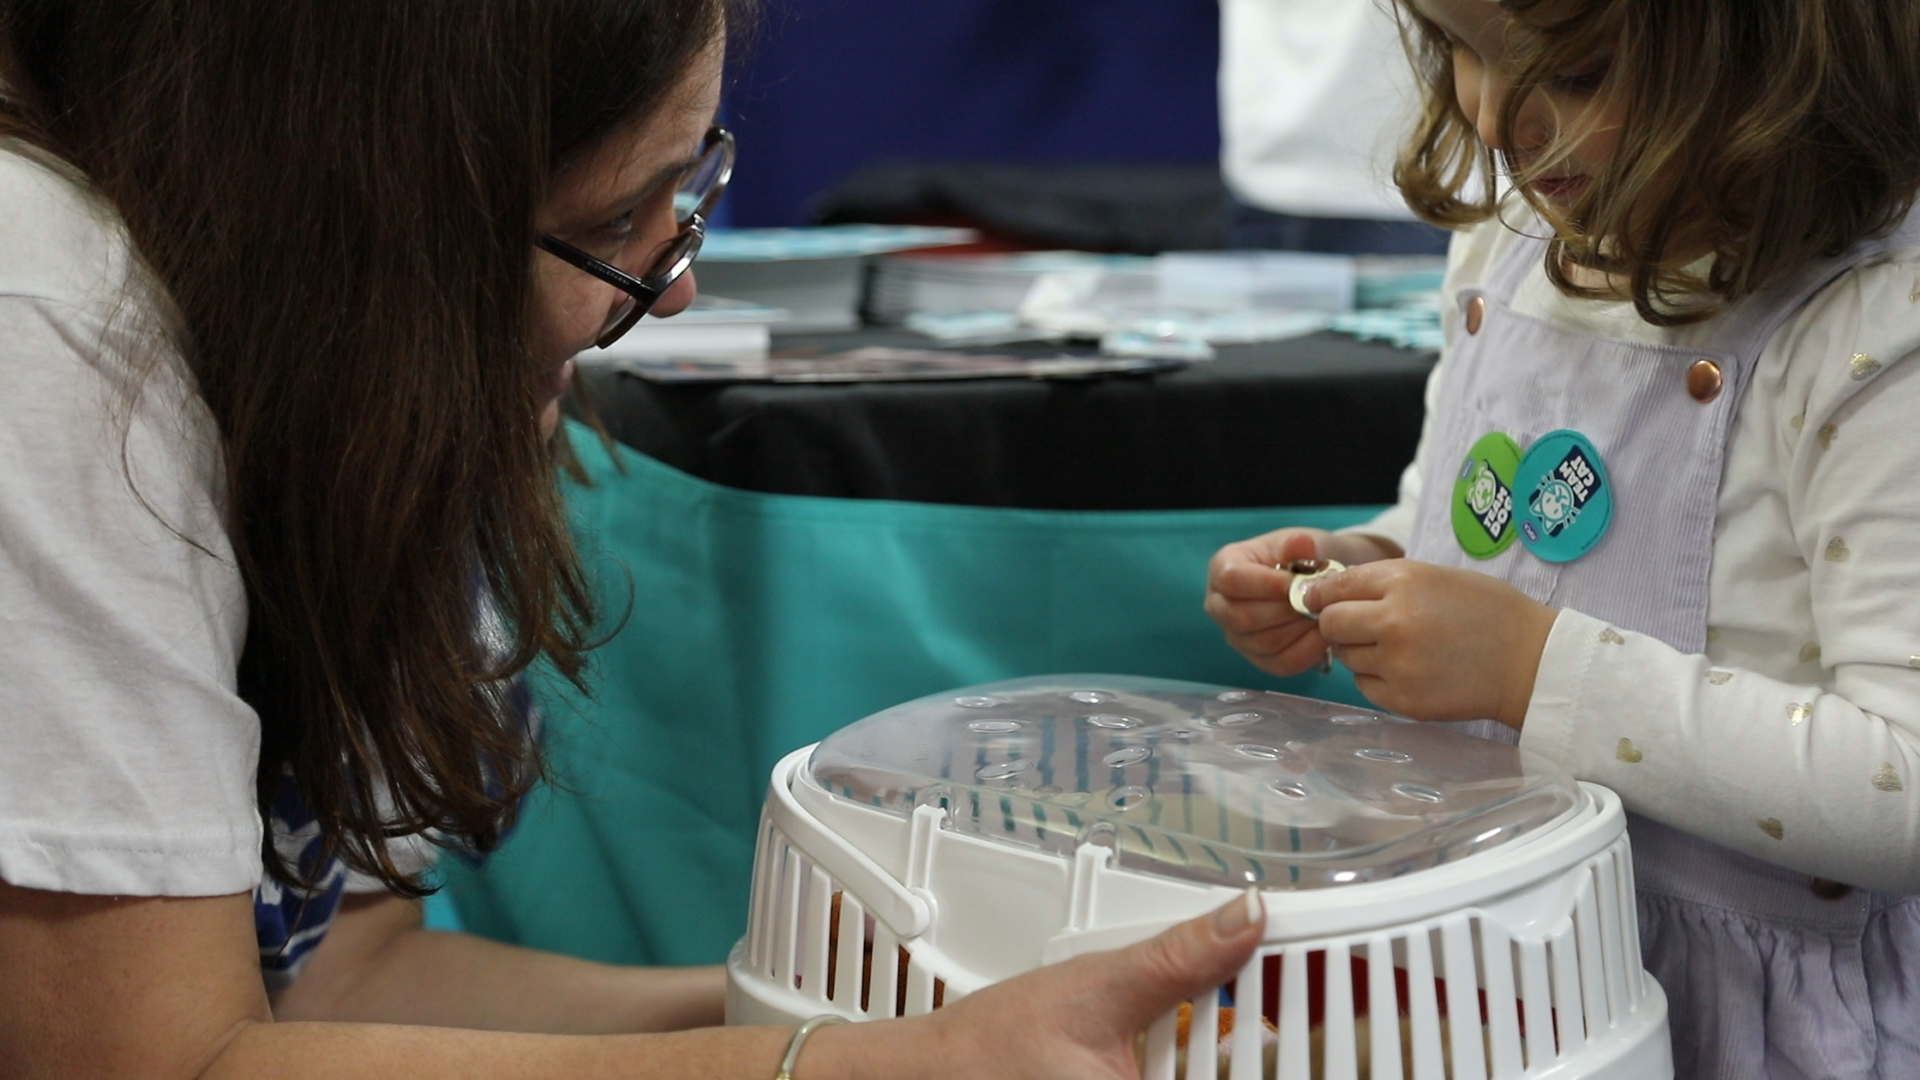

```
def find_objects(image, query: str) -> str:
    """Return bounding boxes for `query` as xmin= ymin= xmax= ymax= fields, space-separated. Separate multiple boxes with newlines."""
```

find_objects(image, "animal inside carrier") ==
xmin=726 ymin=675 xmax=1672 ymax=1080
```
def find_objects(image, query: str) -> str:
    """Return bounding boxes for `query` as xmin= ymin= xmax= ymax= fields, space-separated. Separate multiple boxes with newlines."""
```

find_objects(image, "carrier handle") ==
xmin=766 ymin=746 xmax=936 ymax=939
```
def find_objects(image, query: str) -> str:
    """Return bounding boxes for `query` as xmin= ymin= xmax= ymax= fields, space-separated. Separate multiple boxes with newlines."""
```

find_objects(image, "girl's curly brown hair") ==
xmin=1390 ymin=0 xmax=1920 ymax=325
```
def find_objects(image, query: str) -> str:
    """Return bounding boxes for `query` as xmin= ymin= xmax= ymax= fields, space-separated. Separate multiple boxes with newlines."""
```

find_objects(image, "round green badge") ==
xmin=1516 ymin=429 xmax=1613 ymax=563
xmin=1451 ymin=431 xmax=1523 ymax=559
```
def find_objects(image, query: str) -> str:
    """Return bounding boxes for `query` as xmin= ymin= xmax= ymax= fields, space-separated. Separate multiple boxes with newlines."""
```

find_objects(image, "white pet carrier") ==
xmin=726 ymin=676 xmax=1671 ymax=1080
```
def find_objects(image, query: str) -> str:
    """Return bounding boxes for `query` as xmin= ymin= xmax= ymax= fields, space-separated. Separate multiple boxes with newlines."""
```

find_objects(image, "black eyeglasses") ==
xmin=536 ymin=126 xmax=734 ymax=349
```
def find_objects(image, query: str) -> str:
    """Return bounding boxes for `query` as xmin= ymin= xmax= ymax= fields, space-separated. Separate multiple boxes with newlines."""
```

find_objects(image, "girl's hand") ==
xmin=1303 ymin=559 xmax=1558 ymax=728
xmin=884 ymin=892 xmax=1265 ymax=1080
xmin=1205 ymin=528 xmax=1403 ymax=677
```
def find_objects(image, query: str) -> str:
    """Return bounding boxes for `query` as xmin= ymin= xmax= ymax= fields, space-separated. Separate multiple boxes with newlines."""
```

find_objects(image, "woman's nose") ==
xmin=649 ymin=268 xmax=699 ymax=320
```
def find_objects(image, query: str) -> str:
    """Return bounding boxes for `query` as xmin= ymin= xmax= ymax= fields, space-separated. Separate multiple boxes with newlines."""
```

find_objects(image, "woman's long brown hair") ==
xmin=1 ymin=0 xmax=750 ymax=896
xmin=1390 ymin=0 xmax=1920 ymax=325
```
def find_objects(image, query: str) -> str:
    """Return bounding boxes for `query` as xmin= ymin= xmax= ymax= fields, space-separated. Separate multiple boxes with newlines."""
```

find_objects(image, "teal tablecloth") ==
xmin=443 ymin=424 xmax=1384 ymax=965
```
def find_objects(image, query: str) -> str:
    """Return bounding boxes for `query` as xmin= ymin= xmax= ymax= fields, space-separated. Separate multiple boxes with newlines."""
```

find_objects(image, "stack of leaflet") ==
xmin=613 ymin=347 xmax=1183 ymax=384
xmin=1328 ymin=308 xmax=1447 ymax=351
xmin=1353 ymin=255 xmax=1447 ymax=310
xmin=1337 ymin=255 xmax=1448 ymax=350
xmin=1155 ymin=250 xmax=1357 ymax=314
xmin=693 ymin=225 xmax=976 ymax=333
xmin=874 ymin=249 xmax=1448 ymax=357
xmin=585 ymin=294 xmax=786 ymax=367
xmin=873 ymin=250 xmax=1361 ymax=357
xmin=870 ymin=249 xmax=1356 ymax=328
xmin=865 ymin=251 xmax=1157 ymax=326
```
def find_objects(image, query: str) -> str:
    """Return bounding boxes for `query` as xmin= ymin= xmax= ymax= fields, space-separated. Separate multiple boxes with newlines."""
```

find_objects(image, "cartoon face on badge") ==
xmin=1532 ymin=477 xmax=1576 ymax=528
xmin=1467 ymin=461 xmax=1499 ymax=516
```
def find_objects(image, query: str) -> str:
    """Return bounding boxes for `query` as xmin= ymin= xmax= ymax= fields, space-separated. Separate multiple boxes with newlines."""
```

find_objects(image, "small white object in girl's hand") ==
xmin=1284 ymin=558 xmax=1346 ymax=620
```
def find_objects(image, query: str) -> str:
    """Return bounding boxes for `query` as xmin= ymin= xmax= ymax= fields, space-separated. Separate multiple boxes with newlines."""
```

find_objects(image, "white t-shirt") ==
xmin=1218 ymin=0 xmax=1423 ymax=220
xmin=0 ymin=142 xmax=264 ymax=897
xmin=1367 ymin=217 xmax=1920 ymax=892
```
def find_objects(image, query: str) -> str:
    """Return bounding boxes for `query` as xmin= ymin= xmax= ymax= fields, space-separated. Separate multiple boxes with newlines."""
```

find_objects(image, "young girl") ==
xmin=0 ymin=1 xmax=1265 ymax=1076
xmin=1207 ymin=0 xmax=1920 ymax=1076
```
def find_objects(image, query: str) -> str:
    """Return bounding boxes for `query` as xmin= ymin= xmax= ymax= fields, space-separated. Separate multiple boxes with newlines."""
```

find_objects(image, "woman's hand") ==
xmin=1302 ymin=559 xmax=1558 ymax=728
xmin=1205 ymin=528 xmax=1403 ymax=677
xmin=837 ymin=892 xmax=1265 ymax=1080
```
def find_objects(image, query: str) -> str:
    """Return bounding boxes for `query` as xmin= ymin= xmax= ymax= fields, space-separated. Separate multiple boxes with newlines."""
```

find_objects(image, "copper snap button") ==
xmin=1465 ymin=296 xmax=1486 ymax=335
xmin=1687 ymin=359 xmax=1724 ymax=403
xmin=1808 ymin=877 xmax=1853 ymax=901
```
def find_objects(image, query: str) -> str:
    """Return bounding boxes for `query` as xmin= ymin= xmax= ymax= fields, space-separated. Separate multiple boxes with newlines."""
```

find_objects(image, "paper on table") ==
xmin=699 ymin=225 xmax=978 ymax=262
xmin=1156 ymin=250 xmax=1357 ymax=313
xmin=603 ymin=346 xmax=1186 ymax=384
xmin=584 ymin=295 xmax=787 ymax=361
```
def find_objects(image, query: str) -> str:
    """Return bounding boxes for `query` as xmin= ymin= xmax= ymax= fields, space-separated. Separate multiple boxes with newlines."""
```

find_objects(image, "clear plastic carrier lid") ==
xmin=804 ymin=675 xmax=1582 ymax=891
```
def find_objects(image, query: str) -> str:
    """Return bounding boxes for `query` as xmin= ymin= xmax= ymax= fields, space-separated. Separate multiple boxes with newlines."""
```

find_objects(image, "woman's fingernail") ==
xmin=1213 ymin=887 xmax=1263 ymax=939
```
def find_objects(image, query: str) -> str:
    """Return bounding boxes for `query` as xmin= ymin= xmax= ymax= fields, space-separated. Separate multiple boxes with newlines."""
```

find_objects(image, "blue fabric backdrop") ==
xmin=721 ymin=0 xmax=1221 ymax=227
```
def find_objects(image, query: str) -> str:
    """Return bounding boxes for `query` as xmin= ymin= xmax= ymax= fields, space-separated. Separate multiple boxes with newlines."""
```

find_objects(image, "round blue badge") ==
xmin=1514 ymin=429 xmax=1613 ymax=563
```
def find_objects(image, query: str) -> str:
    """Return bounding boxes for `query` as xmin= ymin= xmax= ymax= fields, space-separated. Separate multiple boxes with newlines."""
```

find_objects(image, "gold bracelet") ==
xmin=775 ymin=1014 xmax=849 ymax=1080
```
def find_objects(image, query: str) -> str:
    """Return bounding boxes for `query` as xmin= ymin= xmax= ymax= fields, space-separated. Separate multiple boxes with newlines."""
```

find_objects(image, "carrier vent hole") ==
xmin=824 ymin=891 xmax=945 ymax=1016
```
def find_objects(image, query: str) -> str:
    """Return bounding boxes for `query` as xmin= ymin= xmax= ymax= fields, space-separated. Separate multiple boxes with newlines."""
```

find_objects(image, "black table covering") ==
xmin=577 ymin=329 xmax=1436 ymax=511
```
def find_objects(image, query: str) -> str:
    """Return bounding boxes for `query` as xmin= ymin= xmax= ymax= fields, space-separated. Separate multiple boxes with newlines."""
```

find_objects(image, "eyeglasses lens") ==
xmin=596 ymin=293 xmax=642 ymax=348
xmin=673 ymin=138 xmax=730 ymax=225
xmin=597 ymin=229 xmax=702 ymax=346
xmin=643 ymin=227 xmax=703 ymax=284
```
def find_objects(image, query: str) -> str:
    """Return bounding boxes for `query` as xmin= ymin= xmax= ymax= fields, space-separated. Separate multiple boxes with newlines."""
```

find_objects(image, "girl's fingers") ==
xmin=1271 ymin=625 xmax=1334 ymax=672
xmin=1209 ymin=559 xmax=1293 ymax=601
xmin=1224 ymin=624 xmax=1330 ymax=677
xmin=1274 ymin=531 xmax=1321 ymax=565
xmin=1329 ymin=641 xmax=1380 ymax=676
xmin=1312 ymin=595 xmax=1386 ymax=648
xmin=1205 ymin=594 xmax=1302 ymax=635
xmin=1209 ymin=531 xmax=1327 ymax=597
xmin=1301 ymin=560 xmax=1394 ymax=613
xmin=1225 ymin=615 xmax=1322 ymax=657
xmin=1349 ymin=671 xmax=1391 ymax=710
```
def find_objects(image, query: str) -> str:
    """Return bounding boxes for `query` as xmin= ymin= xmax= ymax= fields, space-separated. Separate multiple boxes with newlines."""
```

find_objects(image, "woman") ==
xmin=0 ymin=1 xmax=1260 ymax=1076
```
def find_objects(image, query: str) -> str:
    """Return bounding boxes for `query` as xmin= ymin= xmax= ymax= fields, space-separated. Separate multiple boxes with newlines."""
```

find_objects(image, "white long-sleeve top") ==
xmin=1364 ymin=219 xmax=1920 ymax=893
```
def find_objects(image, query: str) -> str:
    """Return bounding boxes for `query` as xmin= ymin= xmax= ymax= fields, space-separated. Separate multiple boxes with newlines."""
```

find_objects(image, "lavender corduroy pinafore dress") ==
xmin=1402 ymin=218 xmax=1920 ymax=1079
